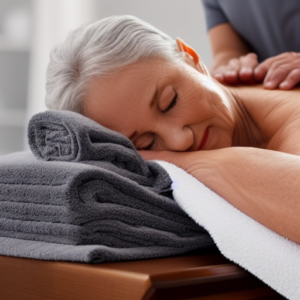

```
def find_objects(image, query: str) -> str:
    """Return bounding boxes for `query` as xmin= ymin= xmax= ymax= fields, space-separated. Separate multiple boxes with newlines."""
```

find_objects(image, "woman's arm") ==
xmin=141 ymin=147 xmax=300 ymax=244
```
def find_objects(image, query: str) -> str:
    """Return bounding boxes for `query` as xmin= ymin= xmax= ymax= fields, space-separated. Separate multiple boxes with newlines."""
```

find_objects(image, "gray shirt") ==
xmin=202 ymin=0 xmax=300 ymax=61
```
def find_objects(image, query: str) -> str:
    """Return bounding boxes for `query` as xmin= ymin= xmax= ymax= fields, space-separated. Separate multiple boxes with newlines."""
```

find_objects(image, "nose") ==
xmin=158 ymin=124 xmax=193 ymax=151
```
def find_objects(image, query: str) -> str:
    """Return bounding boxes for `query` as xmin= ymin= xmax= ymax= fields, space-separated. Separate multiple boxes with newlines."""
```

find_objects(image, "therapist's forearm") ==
xmin=208 ymin=23 xmax=250 ymax=72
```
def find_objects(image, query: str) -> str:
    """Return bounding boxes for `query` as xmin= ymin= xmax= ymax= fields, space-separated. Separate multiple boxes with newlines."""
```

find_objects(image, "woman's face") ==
xmin=84 ymin=56 xmax=235 ymax=152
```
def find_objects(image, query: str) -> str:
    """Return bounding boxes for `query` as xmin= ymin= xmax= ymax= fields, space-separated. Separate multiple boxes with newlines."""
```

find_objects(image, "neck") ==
xmin=222 ymin=85 xmax=266 ymax=148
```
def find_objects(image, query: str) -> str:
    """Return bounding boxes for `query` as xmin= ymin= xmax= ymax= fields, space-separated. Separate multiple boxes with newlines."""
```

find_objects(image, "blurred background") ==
xmin=0 ymin=0 xmax=212 ymax=155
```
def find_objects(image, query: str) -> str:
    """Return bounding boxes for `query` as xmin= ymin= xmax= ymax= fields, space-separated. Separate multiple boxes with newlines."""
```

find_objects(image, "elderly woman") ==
xmin=45 ymin=15 xmax=300 ymax=245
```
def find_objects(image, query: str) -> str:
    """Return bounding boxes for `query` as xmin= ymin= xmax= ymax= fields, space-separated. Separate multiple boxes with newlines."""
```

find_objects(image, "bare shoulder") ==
xmin=232 ymin=85 xmax=300 ymax=155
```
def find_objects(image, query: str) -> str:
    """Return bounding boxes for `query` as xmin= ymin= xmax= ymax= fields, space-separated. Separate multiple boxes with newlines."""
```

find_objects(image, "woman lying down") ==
xmin=45 ymin=15 xmax=300 ymax=246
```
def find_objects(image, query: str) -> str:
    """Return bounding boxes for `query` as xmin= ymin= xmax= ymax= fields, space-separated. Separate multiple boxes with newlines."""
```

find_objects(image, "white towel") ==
xmin=157 ymin=161 xmax=300 ymax=300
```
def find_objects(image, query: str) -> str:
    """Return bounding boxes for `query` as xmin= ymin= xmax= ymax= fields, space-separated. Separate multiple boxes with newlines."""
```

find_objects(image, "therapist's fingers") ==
xmin=254 ymin=61 xmax=271 ymax=82
xmin=263 ymin=53 xmax=300 ymax=89
xmin=263 ymin=61 xmax=300 ymax=89
xmin=211 ymin=66 xmax=227 ymax=84
xmin=212 ymin=54 xmax=258 ymax=85
xmin=254 ymin=55 xmax=285 ymax=82
xmin=279 ymin=69 xmax=300 ymax=90
xmin=223 ymin=58 xmax=241 ymax=84
xmin=211 ymin=59 xmax=240 ymax=85
xmin=254 ymin=52 xmax=300 ymax=88
xmin=263 ymin=63 xmax=290 ymax=89
xmin=238 ymin=53 xmax=259 ymax=83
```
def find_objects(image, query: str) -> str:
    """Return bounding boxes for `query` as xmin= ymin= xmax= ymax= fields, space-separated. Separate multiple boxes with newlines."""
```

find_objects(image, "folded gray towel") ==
xmin=1 ymin=110 xmax=215 ymax=263
xmin=28 ymin=110 xmax=150 ymax=176
xmin=0 ymin=152 xmax=215 ymax=262
xmin=0 ymin=237 xmax=215 ymax=263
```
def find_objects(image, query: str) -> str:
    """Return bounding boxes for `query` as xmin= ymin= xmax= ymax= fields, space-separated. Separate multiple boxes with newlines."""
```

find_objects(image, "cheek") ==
xmin=176 ymin=72 xmax=229 ymax=123
xmin=209 ymin=95 xmax=235 ymax=130
xmin=177 ymin=82 xmax=209 ymax=117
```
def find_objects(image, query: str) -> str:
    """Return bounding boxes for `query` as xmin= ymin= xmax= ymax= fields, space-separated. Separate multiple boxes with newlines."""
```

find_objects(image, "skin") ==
xmin=209 ymin=23 xmax=300 ymax=89
xmin=84 ymin=50 xmax=300 ymax=245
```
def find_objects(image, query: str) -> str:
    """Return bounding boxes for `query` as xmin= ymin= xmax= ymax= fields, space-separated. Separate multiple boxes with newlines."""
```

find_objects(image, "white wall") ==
xmin=94 ymin=0 xmax=212 ymax=66
xmin=26 ymin=0 xmax=97 ymax=118
xmin=24 ymin=0 xmax=97 ymax=148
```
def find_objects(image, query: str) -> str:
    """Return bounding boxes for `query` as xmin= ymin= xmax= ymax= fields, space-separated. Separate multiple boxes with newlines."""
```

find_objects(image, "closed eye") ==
xmin=137 ymin=133 xmax=156 ymax=150
xmin=144 ymin=139 xmax=155 ymax=150
xmin=162 ymin=91 xmax=177 ymax=113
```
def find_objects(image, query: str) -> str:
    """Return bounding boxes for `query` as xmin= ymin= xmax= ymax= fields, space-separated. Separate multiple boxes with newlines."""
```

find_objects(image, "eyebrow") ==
xmin=128 ymin=81 xmax=158 ymax=141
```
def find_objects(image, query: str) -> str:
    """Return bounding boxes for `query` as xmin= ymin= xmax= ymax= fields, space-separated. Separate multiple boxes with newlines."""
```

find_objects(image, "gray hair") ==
xmin=45 ymin=15 xmax=183 ymax=113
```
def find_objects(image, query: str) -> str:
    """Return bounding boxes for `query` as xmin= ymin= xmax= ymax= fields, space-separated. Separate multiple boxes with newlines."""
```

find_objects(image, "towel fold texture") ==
xmin=0 ymin=152 xmax=208 ymax=248
xmin=0 ymin=237 xmax=214 ymax=264
xmin=0 ymin=150 xmax=214 ymax=261
xmin=0 ymin=110 xmax=215 ymax=262
xmin=28 ymin=110 xmax=151 ymax=177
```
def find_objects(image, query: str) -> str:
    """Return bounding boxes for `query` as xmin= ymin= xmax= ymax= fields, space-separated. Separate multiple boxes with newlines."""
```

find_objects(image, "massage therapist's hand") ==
xmin=254 ymin=52 xmax=300 ymax=90
xmin=212 ymin=53 xmax=259 ymax=85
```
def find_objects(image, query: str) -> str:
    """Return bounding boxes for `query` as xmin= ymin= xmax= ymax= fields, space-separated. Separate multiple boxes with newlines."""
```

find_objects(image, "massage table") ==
xmin=0 ymin=111 xmax=291 ymax=299
xmin=0 ymin=252 xmax=284 ymax=300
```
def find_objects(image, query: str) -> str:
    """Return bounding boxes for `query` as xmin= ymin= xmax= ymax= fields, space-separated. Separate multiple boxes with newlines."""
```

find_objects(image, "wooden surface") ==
xmin=0 ymin=253 xmax=285 ymax=300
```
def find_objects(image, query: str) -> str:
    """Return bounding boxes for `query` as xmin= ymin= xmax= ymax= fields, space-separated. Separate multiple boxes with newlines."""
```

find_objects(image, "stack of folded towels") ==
xmin=0 ymin=110 xmax=215 ymax=263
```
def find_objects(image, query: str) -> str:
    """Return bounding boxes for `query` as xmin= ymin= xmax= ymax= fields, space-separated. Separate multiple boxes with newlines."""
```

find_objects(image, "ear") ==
xmin=176 ymin=37 xmax=209 ymax=76
xmin=176 ymin=37 xmax=200 ymax=63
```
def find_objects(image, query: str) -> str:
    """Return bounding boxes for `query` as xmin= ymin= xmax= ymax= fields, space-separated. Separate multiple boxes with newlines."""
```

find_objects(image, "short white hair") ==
xmin=45 ymin=15 xmax=183 ymax=113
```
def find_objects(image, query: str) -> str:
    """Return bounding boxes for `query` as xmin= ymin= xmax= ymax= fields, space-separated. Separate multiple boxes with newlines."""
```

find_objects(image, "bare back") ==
xmin=233 ymin=86 xmax=300 ymax=155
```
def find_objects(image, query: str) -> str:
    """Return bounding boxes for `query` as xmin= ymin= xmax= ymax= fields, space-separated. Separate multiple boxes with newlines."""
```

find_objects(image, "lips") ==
xmin=198 ymin=127 xmax=209 ymax=150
